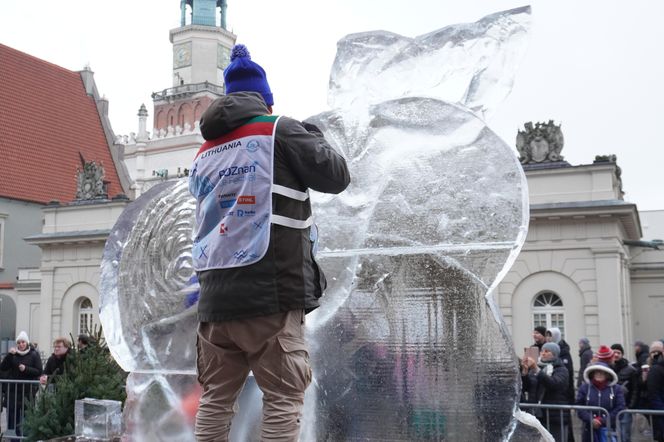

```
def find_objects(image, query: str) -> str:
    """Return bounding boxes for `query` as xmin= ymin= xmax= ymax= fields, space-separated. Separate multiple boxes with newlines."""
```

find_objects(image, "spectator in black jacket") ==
xmin=40 ymin=336 xmax=71 ymax=385
xmin=533 ymin=326 xmax=547 ymax=350
xmin=647 ymin=341 xmax=664 ymax=442
xmin=548 ymin=327 xmax=576 ymax=442
xmin=547 ymin=328 xmax=575 ymax=402
xmin=635 ymin=341 xmax=650 ymax=367
xmin=633 ymin=341 xmax=652 ymax=412
xmin=0 ymin=331 xmax=42 ymax=440
xmin=578 ymin=338 xmax=593 ymax=388
xmin=611 ymin=343 xmax=639 ymax=442
xmin=522 ymin=342 xmax=570 ymax=441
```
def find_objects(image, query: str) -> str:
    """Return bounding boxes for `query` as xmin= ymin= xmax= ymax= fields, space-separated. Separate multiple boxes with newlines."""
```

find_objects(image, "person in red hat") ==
xmin=595 ymin=345 xmax=615 ymax=365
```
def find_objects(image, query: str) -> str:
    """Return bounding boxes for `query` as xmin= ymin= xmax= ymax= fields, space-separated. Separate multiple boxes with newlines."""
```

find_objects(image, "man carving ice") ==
xmin=188 ymin=44 xmax=350 ymax=441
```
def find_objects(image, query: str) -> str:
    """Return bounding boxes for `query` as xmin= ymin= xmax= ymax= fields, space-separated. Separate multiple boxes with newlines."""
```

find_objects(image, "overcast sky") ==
xmin=2 ymin=0 xmax=662 ymax=214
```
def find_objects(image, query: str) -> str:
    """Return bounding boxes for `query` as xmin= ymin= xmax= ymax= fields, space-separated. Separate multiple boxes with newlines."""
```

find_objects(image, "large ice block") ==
xmin=99 ymin=6 xmax=551 ymax=441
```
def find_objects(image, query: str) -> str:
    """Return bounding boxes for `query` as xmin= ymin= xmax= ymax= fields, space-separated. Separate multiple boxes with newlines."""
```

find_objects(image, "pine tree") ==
xmin=23 ymin=327 xmax=127 ymax=441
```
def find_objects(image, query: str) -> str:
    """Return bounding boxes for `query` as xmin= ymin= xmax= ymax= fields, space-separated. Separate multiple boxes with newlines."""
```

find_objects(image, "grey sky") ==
xmin=2 ymin=0 xmax=662 ymax=213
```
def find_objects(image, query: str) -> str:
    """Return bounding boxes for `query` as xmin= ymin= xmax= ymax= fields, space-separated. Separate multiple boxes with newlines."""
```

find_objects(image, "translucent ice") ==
xmin=100 ymin=6 xmax=545 ymax=441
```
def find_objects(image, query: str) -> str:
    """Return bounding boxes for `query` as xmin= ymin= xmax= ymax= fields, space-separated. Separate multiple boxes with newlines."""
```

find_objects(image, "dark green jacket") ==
xmin=195 ymin=92 xmax=350 ymax=321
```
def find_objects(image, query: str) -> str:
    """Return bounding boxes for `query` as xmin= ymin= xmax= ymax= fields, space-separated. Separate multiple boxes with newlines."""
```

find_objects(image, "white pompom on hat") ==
xmin=16 ymin=330 xmax=30 ymax=344
xmin=583 ymin=361 xmax=618 ymax=386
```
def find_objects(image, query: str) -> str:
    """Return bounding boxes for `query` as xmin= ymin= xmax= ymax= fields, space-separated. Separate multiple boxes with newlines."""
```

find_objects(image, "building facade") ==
xmin=1 ymin=4 xmax=661 ymax=368
xmin=0 ymin=42 xmax=129 ymax=352
xmin=499 ymin=122 xmax=663 ymax=376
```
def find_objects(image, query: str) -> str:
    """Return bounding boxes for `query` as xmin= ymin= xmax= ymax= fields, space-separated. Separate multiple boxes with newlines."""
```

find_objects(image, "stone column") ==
xmin=593 ymin=249 xmax=627 ymax=346
xmin=38 ymin=267 xmax=55 ymax=349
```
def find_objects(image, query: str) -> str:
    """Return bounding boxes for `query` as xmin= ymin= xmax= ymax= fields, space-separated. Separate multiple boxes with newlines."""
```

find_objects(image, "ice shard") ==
xmin=100 ymin=6 xmax=548 ymax=441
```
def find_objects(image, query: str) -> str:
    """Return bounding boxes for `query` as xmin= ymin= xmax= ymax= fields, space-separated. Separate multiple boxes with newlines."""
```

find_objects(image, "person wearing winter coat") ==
xmin=647 ymin=341 xmax=664 ymax=442
xmin=522 ymin=342 xmax=570 ymax=441
xmin=578 ymin=338 xmax=593 ymax=388
xmin=631 ymin=340 xmax=651 ymax=413
xmin=610 ymin=343 xmax=639 ymax=442
xmin=189 ymin=44 xmax=350 ymax=442
xmin=40 ymin=336 xmax=72 ymax=385
xmin=576 ymin=362 xmax=625 ymax=442
xmin=0 ymin=331 xmax=43 ymax=440
xmin=547 ymin=328 xmax=575 ymax=402
xmin=547 ymin=328 xmax=576 ymax=442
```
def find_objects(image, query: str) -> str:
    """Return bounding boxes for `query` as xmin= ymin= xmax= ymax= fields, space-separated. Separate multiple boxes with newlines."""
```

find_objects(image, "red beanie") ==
xmin=595 ymin=345 xmax=614 ymax=363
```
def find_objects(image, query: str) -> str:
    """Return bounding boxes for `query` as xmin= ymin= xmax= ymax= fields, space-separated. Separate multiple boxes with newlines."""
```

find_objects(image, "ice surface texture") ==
xmin=99 ymin=6 xmax=539 ymax=441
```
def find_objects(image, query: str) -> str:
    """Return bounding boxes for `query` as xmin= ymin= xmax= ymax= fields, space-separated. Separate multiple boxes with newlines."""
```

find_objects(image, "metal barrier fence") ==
xmin=520 ymin=403 xmax=664 ymax=442
xmin=0 ymin=379 xmax=41 ymax=441
xmin=520 ymin=403 xmax=610 ymax=442
xmin=615 ymin=409 xmax=664 ymax=442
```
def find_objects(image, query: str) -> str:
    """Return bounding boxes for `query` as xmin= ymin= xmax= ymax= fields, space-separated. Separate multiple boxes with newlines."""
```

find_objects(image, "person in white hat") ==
xmin=0 ymin=331 xmax=43 ymax=439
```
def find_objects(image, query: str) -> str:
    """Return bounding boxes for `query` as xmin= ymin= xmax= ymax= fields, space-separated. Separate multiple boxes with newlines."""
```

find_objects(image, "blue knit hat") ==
xmin=223 ymin=44 xmax=273 ymax=106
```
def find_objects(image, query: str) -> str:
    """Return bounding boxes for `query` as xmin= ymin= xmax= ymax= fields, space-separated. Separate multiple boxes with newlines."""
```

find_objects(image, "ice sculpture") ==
xmin=100 ymin=6 xmax=545 ymax=441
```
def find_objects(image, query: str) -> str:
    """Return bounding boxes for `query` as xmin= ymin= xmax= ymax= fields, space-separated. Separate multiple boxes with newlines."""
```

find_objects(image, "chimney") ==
xmin=79 ymin=65 xmax=95 ymax=96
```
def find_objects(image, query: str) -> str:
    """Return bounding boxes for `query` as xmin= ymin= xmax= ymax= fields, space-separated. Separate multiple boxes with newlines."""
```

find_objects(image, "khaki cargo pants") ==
xmin=195 ymin=309 xmax=312 ymax=442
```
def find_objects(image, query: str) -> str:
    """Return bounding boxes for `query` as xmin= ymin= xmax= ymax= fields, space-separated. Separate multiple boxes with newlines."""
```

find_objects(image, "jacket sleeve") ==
xmin=538 ymin=364 xmax=568 ymax=390
xmin=575 ymin=383 xmax=591 ymax=422
xmin=25 ymin=352 xmax=43 ymax=378
xmin=609 ymin=385 xmax=626 ymax=423
xmin=648 ymin=366 xmax=664 ymax=409
xmin=43 ymin=356 xmax=54 ymax=375
xmin=0 ymin=354 xmax=13 ymax=371
xmin=275 ymin=117 xmax=350 ymax=194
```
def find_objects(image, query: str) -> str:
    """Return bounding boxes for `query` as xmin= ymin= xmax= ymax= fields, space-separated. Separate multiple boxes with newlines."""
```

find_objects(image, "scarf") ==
xmin=591 ymin=379 xmax=608 ymax=390
xmin=16 ymin=346 xmax=30 ymax=356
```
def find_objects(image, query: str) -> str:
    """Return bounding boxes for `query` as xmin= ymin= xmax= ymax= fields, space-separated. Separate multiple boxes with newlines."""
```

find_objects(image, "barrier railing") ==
xmin=520 ymin=402 xmax=610 ymax=442
xmin=0 ymin=379 xmax=41 ymax=441
xmin=615 ymin=408 xmax=664 ymax=442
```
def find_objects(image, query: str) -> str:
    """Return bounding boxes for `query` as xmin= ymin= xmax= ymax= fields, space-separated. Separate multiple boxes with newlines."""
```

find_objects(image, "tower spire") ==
xmin=180 ymin=0 xmax=227 ymax=29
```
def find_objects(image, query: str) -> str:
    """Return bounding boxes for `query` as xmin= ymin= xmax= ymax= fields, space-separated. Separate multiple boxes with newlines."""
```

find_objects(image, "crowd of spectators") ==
xmin=0 ymin=331 xmax=92 ymax=439
xmin=521 ymin=326 xmax=664 ymax=442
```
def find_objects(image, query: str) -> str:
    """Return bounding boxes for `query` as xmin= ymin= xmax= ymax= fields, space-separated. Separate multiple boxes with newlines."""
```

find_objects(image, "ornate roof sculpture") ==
xmin=516 ymin=120 xmax=564 ymax=164
xmin=75 ymin=153 xmax=108 ymax=201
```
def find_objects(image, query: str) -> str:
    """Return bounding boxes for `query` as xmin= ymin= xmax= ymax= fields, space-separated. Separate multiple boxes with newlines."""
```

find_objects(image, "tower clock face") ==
xmin=174 ymin=43 xmax=192 ymax=68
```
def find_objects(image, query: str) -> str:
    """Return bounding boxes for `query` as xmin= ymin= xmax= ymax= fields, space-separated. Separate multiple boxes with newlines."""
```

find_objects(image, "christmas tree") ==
xmin=23 ymin=327 xmax=127 ymax=441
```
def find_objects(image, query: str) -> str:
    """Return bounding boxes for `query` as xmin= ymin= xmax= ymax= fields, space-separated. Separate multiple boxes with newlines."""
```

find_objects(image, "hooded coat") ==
xmin=193 ymin=91 xmax=350 ymax=322
xmin=576 ymin=362 xmax=625 ymax=442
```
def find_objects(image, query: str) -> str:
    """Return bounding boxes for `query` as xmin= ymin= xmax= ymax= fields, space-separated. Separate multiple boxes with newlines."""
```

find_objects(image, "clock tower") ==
xmin=122 ymin=0 xmax=236 ymax=197
xmin=152 ymin=0 xmax=236 ymax=135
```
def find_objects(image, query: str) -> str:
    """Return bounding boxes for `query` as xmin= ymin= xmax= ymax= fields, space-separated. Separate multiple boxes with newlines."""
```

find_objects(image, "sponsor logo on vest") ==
xmin=246 ymin=140 xmax=260 ymax=153
xmin=236 ymin=209 xmax=256 ymax=217
xmin=237 ymin=195 xmax=255 ymax=204
xmin=219 ymin=163 xmax=257 ymax=178
xmin=220 ymin=198 xmax=236 ymax=209
xmin=201 ymin=140 xmax=242 ymax=159
xmin=219 ymin=223 xmax=229 ymax=235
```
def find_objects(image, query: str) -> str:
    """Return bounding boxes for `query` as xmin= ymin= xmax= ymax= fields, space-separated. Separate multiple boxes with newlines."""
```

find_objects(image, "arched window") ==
xmin=78 ymin=297 xmax=94 ymax=335
xmin=532 ymin=291 xmax=565 ymax=338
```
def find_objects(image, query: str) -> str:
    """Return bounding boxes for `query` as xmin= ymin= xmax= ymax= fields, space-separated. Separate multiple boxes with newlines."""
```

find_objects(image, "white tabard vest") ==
xmin=189 ymin=115 xmax=312 ymax=271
